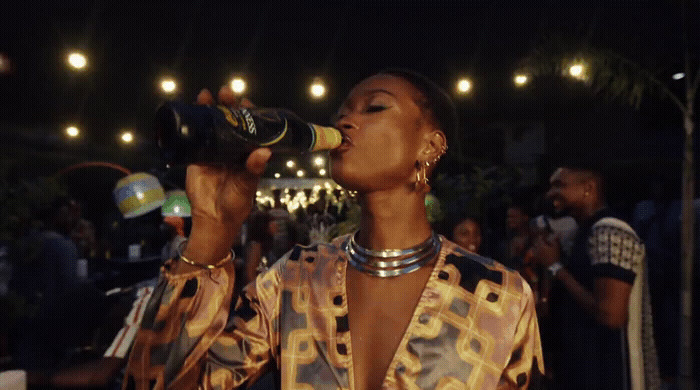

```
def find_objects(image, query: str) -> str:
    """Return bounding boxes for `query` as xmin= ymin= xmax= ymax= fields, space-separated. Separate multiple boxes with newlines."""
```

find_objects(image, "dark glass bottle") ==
xmin=155 ymin=101 xmax=342 ymax=166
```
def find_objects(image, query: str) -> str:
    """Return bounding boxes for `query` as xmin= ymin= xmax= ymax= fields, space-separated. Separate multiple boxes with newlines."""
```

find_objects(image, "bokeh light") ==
xmin=160 ymin=78 xmax=177 ymax=94
xmin=313 ymin=156 xmax=325 ymax=167
xmin=121 ymin=131 xmax=134 ymax=143
xmin=230 ymin=77 xmax=246 ymax=94
xmin=65 ymin=126 xmax=80 ymax=138
xmin=310 ymin=78 xmax=326 ymax=98
xmin=296 ymin=170 xmax=305 ymax=177
xmin=672 ymin=72 xmax=685 ymax=80
xmin=568 ymin=63 xmax=586 ymax=79
xmin=456 ymin=78 xmax=472 ymax=94
xmin=514 ymin=74 xmax=529 ymax=86
xmin=286 ymin=160 xmax=296 ymax=168
xmin=67 ymin=52 xmax=87 ymax=70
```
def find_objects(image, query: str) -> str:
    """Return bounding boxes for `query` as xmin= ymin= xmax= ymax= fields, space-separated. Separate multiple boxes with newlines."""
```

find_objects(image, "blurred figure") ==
xmin=160 ymin=216 xmax=188 ymax=261
xmin=70 ymin=217 xmax=98 ymax=260
xmin=10 ymin=196 xmax=104 ymax=383
xmin=451 ymin=216 xmax=482 ymax=254
xmin=504 ymin=199 xmax=533 ymax=271
xmin=244 ymin=210 xmax=278 ymax=285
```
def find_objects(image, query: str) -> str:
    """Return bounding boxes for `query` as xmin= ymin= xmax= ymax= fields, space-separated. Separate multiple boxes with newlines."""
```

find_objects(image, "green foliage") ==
xmin=0 ymin=174 xmax=66 ymax=242
xmin=519 ymin=36 xmax=681 ymax=111
xmin=432 ymin=165 xmax=522 ymax=222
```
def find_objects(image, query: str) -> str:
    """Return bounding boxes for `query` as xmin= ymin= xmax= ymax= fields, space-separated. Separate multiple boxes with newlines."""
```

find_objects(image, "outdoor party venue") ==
xmin=0 ymin=1 xmax=699 ymax=389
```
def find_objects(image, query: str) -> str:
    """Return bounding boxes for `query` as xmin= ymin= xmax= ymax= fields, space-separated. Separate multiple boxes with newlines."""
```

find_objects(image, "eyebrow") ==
xmin=331 ymin=89 xmax=397 ymax=123
xmin=361 ymin=88 xmax=397 ymax=98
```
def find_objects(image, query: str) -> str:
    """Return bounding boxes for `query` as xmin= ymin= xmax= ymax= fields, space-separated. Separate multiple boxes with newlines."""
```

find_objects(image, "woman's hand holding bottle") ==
xmin=177 ymin=87 xmax=271 ymax=272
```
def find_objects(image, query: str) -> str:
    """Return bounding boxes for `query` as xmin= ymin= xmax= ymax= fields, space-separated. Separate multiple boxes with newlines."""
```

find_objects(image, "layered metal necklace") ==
xmin=343 ymin=231 xmax=442 ymax=277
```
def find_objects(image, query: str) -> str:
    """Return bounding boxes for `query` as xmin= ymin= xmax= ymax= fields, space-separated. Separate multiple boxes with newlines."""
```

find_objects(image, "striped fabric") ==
xmin=104 ymin=286 xmax=154 ymax=359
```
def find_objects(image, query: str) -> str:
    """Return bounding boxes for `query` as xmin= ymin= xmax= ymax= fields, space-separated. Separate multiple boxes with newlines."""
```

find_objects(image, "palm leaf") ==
xmin=519 ymin=36 xmax=685 ymax=111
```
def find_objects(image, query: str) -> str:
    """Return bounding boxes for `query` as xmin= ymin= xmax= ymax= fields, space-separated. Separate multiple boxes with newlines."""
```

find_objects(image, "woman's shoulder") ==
xmin=440 ymin=237 xmax=529 ymax=294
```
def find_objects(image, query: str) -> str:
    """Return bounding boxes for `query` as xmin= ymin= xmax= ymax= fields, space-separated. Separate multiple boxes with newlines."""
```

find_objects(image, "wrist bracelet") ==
xmin=547 ymin=262 xmax=563 ymax=277
xmin=177 ymin=240 xmax=234 ymax=269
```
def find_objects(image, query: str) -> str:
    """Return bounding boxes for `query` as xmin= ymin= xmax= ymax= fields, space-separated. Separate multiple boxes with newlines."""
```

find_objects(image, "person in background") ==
xmin=451 ymin=216 xmax=483 ymax=254
xmin=160 ymin=216 xmax=188 ymax=262
xmin=243 ymin=210 xmax=278 ymax=285
xmin=504 ymin=197 xmax=534 ymax=271
xmin=532 ymin=165 xmax=660 ymax=390
xmin=124 ymin=69 xmax=543 ymax=389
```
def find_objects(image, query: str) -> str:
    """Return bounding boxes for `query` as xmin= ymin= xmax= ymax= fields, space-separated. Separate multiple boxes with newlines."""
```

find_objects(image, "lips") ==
xmin=332 ymin=133 xmax=353 ymax=153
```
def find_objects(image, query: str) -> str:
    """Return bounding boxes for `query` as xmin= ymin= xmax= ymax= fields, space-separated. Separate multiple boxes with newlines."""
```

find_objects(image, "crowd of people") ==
xmin=1 ymin=69 xmax=696 ymax=389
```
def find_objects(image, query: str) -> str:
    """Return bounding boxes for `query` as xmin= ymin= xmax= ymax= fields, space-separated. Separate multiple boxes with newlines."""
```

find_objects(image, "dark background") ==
xmin=0 ymin=0 xmax=697 ymax=217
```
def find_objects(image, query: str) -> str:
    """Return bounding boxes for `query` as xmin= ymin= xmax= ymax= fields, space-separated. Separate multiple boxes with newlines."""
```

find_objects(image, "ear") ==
xmin=419 ymin=130 xmax=447 ymax=163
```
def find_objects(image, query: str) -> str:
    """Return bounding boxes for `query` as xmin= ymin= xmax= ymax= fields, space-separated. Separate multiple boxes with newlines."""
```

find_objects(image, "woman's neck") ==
xmin=356 ymin=188 xmax=433 ymax=250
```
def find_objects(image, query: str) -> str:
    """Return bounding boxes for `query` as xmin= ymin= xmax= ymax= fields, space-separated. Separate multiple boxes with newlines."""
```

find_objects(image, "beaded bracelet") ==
xmin=177 ymin=240 xmax=234 ymax=269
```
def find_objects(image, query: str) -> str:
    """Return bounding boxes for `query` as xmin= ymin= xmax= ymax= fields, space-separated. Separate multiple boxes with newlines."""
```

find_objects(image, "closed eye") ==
xmin=365 ymin=105 xmax=388 ymax=113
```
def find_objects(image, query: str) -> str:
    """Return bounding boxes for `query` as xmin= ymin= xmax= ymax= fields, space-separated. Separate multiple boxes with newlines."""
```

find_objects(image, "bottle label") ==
xmin=241 ymin=108 xmax=257 ymax=135
xmin=217 ymin=105 xmax=239 ymax=127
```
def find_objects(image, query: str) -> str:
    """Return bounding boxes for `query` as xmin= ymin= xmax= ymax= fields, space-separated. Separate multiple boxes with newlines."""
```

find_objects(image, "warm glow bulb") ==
xmin=67 ymin=52 xmax=87 ymax=69
xmin=121 ymin=131 xmax=134 ymax=143
xmin=65 ymin=126 xmax=80 ymax=137
xmin=160 ymin=78 xmax=177 ymax=93
xmin=310 ymin=80 xmax=326 ymax=98
xmin=569 ymin=64 xmax=584 ymax=78
xmin=296 ymin=170 xmax=305 ymax=177
xmin=457 ymin=78 xmax=472 ymax=93
xmin=286 ymin=160 xmax=296 ymax=168
xmin=313 ymin=156 xmax=325 ymax=166
xmin=514 ymin=74 xmax=529 ymax=86
xmin=230 ymin=77 xmax=246 ymax=94
xmin=274 ymin=173 xmax=281 ymax=178
xmin=319 ymin=169 xmax=327 ymax=176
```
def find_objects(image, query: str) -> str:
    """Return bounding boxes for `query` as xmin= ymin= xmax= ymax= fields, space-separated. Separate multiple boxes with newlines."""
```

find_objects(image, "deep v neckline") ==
xmin=340 ymin=235 xmax=446 ymax=390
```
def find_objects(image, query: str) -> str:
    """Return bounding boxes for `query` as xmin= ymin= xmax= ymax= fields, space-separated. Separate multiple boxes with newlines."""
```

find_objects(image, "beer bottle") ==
xmin=155 ymin=101 xmax=342 ymax=166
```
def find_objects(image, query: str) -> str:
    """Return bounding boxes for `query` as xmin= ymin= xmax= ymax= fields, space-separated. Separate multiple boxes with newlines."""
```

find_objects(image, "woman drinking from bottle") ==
xmin=124 ymin=69 xmax=544 ymax=390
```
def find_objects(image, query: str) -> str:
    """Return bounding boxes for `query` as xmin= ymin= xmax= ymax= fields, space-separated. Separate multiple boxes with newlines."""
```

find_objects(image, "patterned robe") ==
xmin=124 ymin=236 xmax=544 ymax=389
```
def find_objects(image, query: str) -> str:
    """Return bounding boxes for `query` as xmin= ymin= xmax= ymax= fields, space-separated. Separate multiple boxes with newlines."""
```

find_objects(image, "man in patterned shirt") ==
xmin=533 ymin=166 xmax=660 ymax=390
xmin=124 ymin=69 xmax=544 ymax=389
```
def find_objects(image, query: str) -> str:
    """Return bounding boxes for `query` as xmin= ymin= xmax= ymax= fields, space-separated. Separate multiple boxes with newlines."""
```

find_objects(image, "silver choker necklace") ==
xmin=343 ymin=231 xmax=442 ymax=277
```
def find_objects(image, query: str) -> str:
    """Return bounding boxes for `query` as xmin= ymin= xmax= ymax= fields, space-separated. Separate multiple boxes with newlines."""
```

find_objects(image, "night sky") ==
xmin=0 ymin=0 xmax=695 ymax=182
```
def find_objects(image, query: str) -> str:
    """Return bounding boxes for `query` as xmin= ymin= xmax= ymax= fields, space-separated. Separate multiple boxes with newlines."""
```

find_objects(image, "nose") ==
xmin=334 ymin=115 xmax=357 ymax=131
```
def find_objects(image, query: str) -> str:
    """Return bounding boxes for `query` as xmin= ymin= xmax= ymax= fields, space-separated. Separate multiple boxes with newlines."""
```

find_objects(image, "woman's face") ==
xmin=506 ymin=207 xmax=530 ymax=231
xmin=330 ymin=74 xmax=431 ymax=192
xmin=452 ymin=219 xmax=482 ymax=253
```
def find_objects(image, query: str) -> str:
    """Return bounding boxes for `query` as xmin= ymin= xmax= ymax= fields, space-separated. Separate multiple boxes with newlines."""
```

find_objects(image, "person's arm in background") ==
xmin=533 ymin=226 xmax=635 ymax=329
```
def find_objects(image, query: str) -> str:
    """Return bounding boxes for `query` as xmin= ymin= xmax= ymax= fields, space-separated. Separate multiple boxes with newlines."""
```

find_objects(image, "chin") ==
xmin=329 ymin=169 xmax=367 ymax=192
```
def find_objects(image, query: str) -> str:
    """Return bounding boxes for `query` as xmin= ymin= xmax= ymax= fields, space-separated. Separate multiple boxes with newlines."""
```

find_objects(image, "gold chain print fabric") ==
xmin=124 ymin=236 xmax=544 ymax=389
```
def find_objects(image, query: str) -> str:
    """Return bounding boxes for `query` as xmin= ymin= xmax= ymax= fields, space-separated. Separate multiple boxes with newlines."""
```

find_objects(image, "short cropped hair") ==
xmin=379 ymin=68 xmax=458 ymax=139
